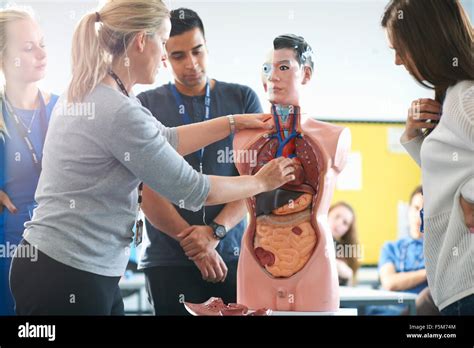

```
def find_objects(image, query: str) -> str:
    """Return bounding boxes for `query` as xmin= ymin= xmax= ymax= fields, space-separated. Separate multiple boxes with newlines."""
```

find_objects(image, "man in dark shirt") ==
xmin=137 ymin=8 xmax=262 ymax=315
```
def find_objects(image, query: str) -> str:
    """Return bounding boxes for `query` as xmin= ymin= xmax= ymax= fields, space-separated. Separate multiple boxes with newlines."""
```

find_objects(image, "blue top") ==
xmin=137 ymin=80 xmax=262 ymax=268
xmin=0 ymin=94 xmax=59 ymax=247
xmin=378 ymin=236 xmax=428 ymax=294
xmin=0 ymin=93 xmax=58 ymax=315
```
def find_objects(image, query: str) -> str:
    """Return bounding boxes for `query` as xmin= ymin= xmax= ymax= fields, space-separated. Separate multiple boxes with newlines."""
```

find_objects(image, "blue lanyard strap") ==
xmin=169 ymin=80 xmax=211 ymax=167
xmin=270 ymin=105 xmax=300 ymax=159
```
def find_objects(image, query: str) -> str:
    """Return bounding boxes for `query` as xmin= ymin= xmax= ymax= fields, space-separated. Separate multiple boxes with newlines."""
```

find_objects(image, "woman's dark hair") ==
xmin=273 ymin=34 xmax=314 ymax=71
xmin=170 ymin=8 xmax=205 ymax=38
xmin=381 ymin=0 xmax=473 ymax=105
xmin=329 ymin=202 xmax=360 ymax=280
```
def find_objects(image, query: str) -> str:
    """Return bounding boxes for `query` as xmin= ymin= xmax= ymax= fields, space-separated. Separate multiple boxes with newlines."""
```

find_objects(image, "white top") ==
xmin=401 ymin=80 xmax=474 ymax=310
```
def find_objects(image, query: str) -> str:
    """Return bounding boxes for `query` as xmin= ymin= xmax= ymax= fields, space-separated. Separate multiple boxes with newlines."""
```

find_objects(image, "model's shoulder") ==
xmin=302 ymin=117 xmax=348 ymax=133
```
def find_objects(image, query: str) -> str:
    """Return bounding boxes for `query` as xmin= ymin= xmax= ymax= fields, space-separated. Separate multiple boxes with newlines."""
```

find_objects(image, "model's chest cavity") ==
xmin=246 ymin=134 xmax=324 ymax=278
xmin=249 ymin=136 xmax=322 ymax=215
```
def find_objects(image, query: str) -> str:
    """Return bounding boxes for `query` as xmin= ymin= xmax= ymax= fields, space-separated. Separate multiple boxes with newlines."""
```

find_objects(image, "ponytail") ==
xmin=68 ymin=0 xmax=170 ymax=103
xmin=68 ymin=12 xmax=109 ymax=103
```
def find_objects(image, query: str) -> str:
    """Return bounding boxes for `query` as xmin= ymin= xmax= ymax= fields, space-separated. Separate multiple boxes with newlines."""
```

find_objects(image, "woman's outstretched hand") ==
xmin=254 ymin=157 xmax=296 ymax=192
xmin=232 ymin=113 xmax=274 ymax=132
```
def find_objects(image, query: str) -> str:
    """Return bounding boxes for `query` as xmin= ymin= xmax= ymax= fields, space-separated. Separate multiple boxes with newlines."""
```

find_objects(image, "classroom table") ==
xmin=339 ymin=285 xmax=418 ymax=315
xmin=120 ymin=274 xmax=417 ymax=315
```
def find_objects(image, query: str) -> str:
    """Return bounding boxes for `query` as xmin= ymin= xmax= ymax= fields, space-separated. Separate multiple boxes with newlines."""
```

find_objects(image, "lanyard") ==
xmin=169 ymin=79 xmax=211 ymax=173
xmin=399 ymin=240 xmax=424 ymax=272
xmin=270 ymin=104 xmax=300 ymax=159
xmin=108 ymin=70 xmax=130 ymax=97
xmin=3 ymin=91 xmax=47 ymax=174
xmin=108 ymin=70 xmax=143 ymax=246
xmin=420 ymin=208 xmax=424 ymax=233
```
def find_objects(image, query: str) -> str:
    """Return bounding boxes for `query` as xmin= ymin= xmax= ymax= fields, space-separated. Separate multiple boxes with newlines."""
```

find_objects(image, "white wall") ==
xmin=5 ymin=0 xmax=474 ymax=121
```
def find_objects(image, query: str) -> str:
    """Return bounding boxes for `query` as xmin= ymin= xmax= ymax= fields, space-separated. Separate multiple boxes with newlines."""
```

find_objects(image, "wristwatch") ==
xmin=209 ymin=221 xmax=227 ymax=240
xmin=227 ymin=115 xmax=236 ymax=134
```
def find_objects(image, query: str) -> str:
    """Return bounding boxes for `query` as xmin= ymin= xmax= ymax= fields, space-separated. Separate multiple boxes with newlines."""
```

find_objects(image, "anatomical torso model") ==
xmin=234 ymin=105 xmax=350 ymax=311
xmin=184 ymin=34 xmax=351 ymax=315
xmin=233 ymin=35 xmax=351 ymax=312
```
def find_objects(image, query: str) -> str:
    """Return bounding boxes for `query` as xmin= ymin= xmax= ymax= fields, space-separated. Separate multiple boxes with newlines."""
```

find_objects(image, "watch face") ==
xmin=215 ymin=226 xmax=226 ymax=238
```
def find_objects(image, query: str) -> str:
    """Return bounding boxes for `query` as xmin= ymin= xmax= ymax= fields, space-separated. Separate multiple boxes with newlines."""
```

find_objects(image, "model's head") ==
xmin=262 ymin=34 xmax=314 ymax=106
xmin=166 ymin=8 xmax=208 ymax=89
xmin=381 ymin=0 xmax=473 ymax=102
xmin=408 ymin=186 xmax=423 ymax=240
xmin=68 ymin=0 xmax=170 ymax=102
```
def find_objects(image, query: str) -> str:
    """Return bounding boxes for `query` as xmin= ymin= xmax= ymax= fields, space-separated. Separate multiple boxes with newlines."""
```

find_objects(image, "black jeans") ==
xmin=144 ymin=262 xmax=238 ymax=315
xmin=440 ymin=294 xmax=474 ymax=315
xmin=10 ymin=239 xmax=124 ymax=315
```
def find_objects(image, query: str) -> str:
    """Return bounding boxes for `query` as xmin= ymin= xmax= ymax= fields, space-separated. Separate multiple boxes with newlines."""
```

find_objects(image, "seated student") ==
xmin=328 ymin=202 xmax=360 ymax=286
xmin=367 ymin=186 xmax=428 ymax=315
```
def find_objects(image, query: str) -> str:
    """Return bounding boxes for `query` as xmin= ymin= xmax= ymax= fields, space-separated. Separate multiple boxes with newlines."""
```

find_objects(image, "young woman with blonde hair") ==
xmin=9 ymin=0 xmax=295 ymax=315
xmin=0 ymin=7 xmax=58 ymax=315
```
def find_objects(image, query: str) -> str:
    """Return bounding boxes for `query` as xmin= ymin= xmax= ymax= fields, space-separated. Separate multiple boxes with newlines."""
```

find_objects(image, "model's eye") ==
xmin=279 ymin=65 xmax=290 ymax=71
xmin=262 ymin=63 xmax=272 ymax=76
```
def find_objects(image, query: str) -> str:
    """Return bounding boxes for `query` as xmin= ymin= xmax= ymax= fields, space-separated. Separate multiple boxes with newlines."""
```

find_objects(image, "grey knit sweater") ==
xmin=24 ymin=84 xmax=210 ymax=276
xmin=401 ymin=80 xmax=474 ymax=310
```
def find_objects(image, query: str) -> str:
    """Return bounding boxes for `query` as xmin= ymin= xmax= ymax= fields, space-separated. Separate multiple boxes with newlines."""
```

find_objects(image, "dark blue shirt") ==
xmin=379 ymin=236 xmax=427 ymax=294
xmin=137 ymin=80 xmax=262 ymax=267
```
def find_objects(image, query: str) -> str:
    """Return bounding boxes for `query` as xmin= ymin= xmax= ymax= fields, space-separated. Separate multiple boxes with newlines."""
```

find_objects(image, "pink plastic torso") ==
xmin=233 ymin=116 xmax=351 ymax=311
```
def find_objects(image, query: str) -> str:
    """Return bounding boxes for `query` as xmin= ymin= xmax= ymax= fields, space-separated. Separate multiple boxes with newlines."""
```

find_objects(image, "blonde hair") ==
xmin=68 ymin=0 xmax=170 ymax=103
xmin=0 ymin=7 xmax=34 ymax=138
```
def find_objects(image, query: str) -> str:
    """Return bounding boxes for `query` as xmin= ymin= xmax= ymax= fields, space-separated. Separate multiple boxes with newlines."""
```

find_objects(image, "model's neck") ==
xmin=5 ymin=82 xmax=39 ymax=110
xmin=271 ymin=104 xmax=301 ymax=130
xmin=174 ymin=78 xmax=210 ymax=96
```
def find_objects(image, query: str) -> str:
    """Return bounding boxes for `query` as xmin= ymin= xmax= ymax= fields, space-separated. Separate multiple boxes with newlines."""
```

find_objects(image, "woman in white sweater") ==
xmin=381 ymin=0 xmax=473 ymax=315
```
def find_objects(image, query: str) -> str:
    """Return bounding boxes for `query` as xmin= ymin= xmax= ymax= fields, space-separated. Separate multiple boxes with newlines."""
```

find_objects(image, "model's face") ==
xmin=135 ymin=18 xmax=171 ymax=85
xmin=408 ymin=193 xmax=423 ymax=239
xmin=328 ymin=205 xmax=354 ymax=240
xmin=262 ymin=48 xmax=310 ymax=106
xmin=2 ymin=18 xmax=47 ymax=84
xmin=166 ymin=27 xmax=208 ymax=88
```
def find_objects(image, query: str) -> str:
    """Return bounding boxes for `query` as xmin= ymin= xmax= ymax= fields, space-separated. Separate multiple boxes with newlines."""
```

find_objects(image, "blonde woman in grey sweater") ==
xmin=381 ymin=0 xmax=473 ymax=315
xmin=9 ymin=0 xmax=296 ymax=315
